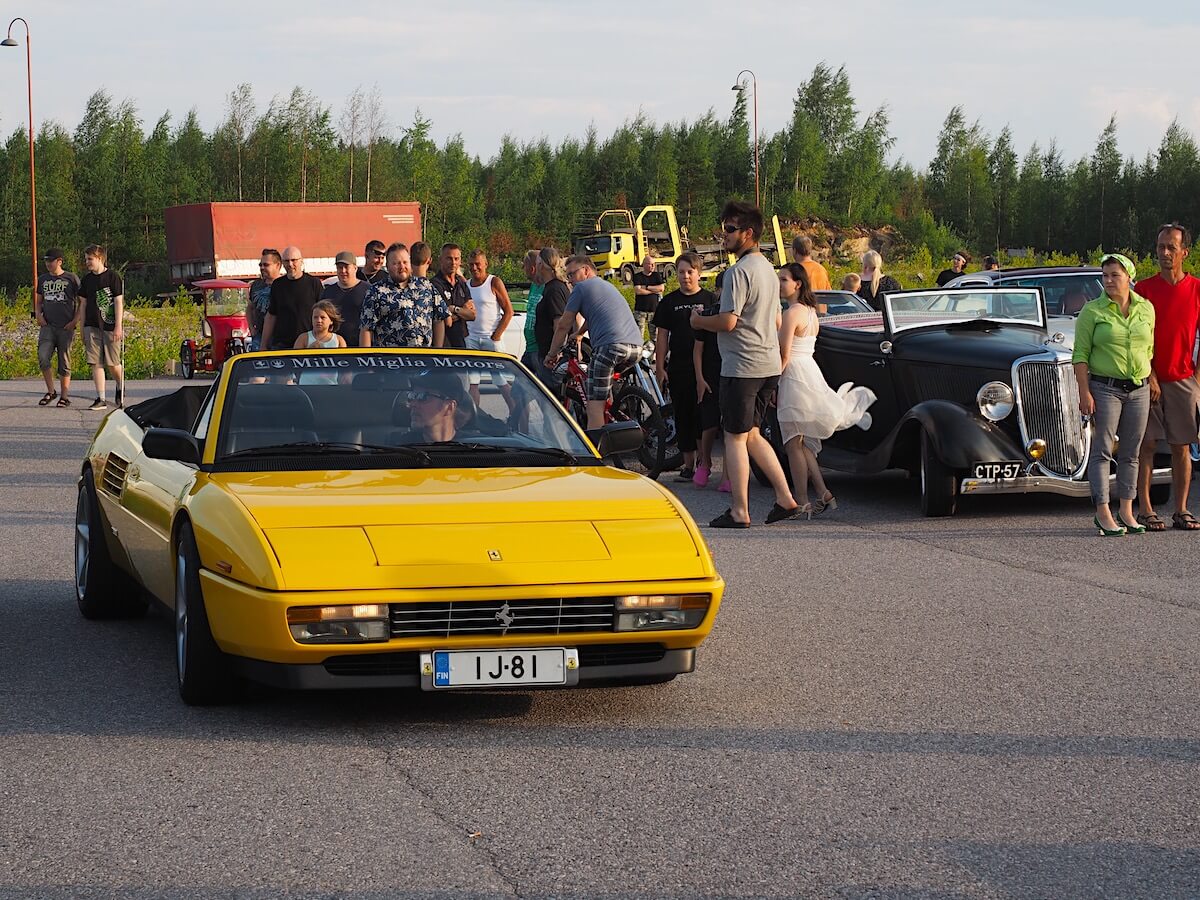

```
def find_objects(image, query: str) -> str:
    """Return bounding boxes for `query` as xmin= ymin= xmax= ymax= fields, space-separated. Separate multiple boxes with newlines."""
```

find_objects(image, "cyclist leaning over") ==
xmin=544 ymin=255 xmax=644 ymax=430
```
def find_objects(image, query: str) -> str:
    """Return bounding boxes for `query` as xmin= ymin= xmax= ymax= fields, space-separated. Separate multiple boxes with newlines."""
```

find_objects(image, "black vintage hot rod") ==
xmin=756 ymin=287 xmax=1171 ymax=516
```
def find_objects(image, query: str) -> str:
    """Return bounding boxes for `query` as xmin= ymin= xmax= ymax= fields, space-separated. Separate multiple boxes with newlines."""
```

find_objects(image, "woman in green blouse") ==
xmin=1072 ymin=253 xmax=1156 ymax=535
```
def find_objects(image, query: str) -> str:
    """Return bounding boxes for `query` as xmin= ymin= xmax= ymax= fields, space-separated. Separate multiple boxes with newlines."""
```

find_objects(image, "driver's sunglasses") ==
xmin=409 ymin=390 xmax=448 ymax=403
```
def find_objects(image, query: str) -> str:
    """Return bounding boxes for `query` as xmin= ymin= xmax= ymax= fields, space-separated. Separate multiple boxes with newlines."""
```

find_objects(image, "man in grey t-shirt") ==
xmin=544 ymin=256 xmax=643 ymax=429
xmin=35 ymin=247 xmax=82 ymax=407
xmin=692 ymin=201 xmax=801 ymax=528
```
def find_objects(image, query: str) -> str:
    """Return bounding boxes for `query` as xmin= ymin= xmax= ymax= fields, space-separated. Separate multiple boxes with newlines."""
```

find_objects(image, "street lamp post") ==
xmin=3 ymin=18 xmax=37 ymax=307
xmin=731 ymin=69 xmax=759 ymax=210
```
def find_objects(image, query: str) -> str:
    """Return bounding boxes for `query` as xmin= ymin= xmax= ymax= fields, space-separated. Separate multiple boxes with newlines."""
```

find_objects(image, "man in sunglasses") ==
xmin=691 ymin=201 xmax=802 ymax=528
xmin=246 ymin=248 xmax=282 ymax=351
xmin=357 ymin=240 xmax=388 ymax=285
xmin=400 ymin=372 xmax=466 ymax=443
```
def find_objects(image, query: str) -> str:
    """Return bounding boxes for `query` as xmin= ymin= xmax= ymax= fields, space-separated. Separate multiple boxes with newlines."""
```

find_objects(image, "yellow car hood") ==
xmin=212 ymin=467 xmax=710 ymax=590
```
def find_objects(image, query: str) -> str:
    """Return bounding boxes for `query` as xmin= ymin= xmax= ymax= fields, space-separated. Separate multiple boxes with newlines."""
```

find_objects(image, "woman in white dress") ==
xmin=776 ymin=264 xmax=876 ymax=514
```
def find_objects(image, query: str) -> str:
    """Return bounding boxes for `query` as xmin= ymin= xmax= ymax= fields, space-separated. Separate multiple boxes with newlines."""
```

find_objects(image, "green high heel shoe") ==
xmin=1117 ymin=516 xmax=1147 ymax=534
xmin=1093 ymin=515 xmax=1126 ymax=537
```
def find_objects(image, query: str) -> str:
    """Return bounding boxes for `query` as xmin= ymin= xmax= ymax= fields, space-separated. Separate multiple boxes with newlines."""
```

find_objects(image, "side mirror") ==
xmin=143 ymin=427 xmax=202 ymax=465
xmin=588 ymin=420 xmax=643 ymax=458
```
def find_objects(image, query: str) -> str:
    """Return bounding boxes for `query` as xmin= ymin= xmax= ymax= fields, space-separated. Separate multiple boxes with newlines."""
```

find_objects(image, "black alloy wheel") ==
xmin=175 ymin=521 xmax=238 ymax=705
xmin=74 ymin=470 xmax=148 ymax=619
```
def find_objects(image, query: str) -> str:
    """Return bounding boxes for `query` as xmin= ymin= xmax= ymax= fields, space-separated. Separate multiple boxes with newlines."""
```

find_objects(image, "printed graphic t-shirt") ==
xmin=80 ymin=269 xmax=124 ymax=331
xmin=37 ymin=271 xmax=81 ymax=327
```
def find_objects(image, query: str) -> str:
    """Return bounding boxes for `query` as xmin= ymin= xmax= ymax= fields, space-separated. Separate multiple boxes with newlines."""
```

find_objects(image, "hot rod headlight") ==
xmin=614 ymin=594 xmax=710 ymax=631
xmin=976 ymin=382 xmax=1014 ymax=421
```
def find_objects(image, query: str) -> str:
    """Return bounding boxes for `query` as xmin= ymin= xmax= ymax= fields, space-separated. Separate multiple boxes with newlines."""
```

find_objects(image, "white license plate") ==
xmin=425 ymin=648 xmax=574 ymax=688
xmin=972 ymin=461 xmax=1022 ymax=480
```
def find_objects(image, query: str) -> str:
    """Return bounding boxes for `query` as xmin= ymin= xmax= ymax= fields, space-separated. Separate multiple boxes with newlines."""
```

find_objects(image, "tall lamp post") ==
xmin=3 ymin=18 xmax=37 ymax=307
xmin=731 ymin=69 xmax=759 ymax=210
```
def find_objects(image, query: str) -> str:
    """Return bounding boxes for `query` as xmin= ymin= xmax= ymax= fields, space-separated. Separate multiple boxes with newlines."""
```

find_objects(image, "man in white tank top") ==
xmin=466 ymin=249 xmax=516 ymax=410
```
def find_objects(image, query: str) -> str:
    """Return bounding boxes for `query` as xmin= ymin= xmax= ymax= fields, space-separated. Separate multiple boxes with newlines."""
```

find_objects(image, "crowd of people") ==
xmin=31 ymin=210 xmax=1199 ymax=535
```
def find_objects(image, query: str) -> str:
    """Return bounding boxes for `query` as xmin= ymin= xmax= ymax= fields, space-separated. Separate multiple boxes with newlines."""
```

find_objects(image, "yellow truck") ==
xmin=572 ymin=205 xmax=786 ymax=283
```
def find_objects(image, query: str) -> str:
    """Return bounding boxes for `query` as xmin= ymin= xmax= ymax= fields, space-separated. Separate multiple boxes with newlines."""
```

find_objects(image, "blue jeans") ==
xmin=1087 ymin=379 xmax=1150 ymax=505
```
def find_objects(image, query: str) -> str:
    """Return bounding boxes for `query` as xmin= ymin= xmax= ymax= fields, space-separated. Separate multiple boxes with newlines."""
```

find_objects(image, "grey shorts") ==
xmin=38 ymin=325 xmax=74 ymax=372
xmin=83 ymin=326 xmax=122 ymax=368
xmin=1145 ymin=375 xmax=1200 ymax=446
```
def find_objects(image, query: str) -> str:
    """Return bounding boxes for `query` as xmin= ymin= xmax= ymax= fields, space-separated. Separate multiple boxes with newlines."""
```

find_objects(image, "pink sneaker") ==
xmin=718 ymin=478 xmax=731 ymax=493
xmin=693 ymin=465 xmax=711 ymax=488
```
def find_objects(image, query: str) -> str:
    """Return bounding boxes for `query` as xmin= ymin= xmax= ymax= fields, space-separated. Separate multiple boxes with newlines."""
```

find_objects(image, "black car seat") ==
xmin=226 ymin=384 xmax=318 ymax=453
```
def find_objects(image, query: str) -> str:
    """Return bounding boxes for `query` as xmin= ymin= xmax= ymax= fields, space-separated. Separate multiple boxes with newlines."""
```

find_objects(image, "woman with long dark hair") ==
xmin=776 ymin=263 xmax=876 ymax=514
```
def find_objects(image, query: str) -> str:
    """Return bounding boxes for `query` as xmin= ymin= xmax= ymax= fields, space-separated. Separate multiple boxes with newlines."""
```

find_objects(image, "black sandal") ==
xmin=38 ymin=391 xmax=56 ymax=406
xmin=56 ymin=397 xmax=71 ymax=408
xmin=765 ymin=502 xmax=811 ymax=524
xmin=709 ymin=509 xmax=750 ymax=529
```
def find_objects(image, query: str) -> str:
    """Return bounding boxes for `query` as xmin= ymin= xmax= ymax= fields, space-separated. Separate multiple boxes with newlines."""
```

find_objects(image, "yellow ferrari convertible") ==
xmin=76 ymin=349 xmax=724 ymax=704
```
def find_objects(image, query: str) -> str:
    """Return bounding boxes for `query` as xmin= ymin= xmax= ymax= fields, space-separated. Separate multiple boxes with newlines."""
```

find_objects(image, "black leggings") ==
xmin=668 ymin=367 xmax=699 ymax=452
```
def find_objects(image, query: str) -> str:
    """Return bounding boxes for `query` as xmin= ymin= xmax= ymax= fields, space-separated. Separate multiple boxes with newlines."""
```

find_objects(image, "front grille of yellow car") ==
xmin=389 ymin=597 xmax=617 ymax=638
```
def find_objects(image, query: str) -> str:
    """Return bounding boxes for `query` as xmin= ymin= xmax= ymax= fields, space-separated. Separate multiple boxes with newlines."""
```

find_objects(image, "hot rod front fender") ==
xmin=866 ymin=400 xmax=1025 ymax=474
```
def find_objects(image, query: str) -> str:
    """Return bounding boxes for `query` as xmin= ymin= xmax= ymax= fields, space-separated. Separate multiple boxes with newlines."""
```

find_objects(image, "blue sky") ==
xmin=6 ymin=1 xmax=1199 ymax=171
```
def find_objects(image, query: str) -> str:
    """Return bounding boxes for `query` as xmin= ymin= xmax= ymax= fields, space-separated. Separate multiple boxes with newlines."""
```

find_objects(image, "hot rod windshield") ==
xmin=215 ymin=350 xmax=594 ymax=464
xmin=884 ymin=288 xmax=1044 ymax=335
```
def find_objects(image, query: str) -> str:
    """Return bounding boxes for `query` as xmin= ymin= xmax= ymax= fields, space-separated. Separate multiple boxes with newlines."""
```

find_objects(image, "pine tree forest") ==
xmin=3 ymin=64 xmax=1200 ymax=295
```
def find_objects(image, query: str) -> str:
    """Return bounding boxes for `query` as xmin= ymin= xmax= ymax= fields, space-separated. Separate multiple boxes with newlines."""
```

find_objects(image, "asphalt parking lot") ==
xmin=1 ymin=377 xmax=1198 ymax=899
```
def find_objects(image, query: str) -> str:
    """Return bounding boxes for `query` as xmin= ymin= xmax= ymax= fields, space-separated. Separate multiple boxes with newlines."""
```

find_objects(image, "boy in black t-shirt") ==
xmin=78 ymin=244 xmax=125 ymax=410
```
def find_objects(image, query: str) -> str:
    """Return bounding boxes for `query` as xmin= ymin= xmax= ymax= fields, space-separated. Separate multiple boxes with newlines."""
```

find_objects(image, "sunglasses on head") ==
xmin=262 ymin=248 xmax=278 ymax=255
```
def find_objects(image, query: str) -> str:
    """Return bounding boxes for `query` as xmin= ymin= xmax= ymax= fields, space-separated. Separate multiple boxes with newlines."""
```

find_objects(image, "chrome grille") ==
xmin=1016 ymin=359 xmax=1086 ymax=477
xmin=101 ymin=453 xmax=129 ymax=498
xmin=389 ymin=597 xmax=616 ymax=638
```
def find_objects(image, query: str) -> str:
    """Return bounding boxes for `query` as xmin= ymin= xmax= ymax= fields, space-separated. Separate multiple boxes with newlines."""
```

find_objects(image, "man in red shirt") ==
xmin=1136 ymin=222 xmax=1200 ymax=531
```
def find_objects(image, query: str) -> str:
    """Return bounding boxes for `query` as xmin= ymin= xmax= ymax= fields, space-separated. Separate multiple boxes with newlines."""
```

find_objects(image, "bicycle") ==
xmin=554 ymin=343 xmax=670 ymax=478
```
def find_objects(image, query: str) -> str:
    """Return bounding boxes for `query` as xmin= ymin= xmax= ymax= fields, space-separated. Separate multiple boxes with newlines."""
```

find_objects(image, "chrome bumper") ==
xmin=961 ymin=468 xmax=1173 ymax=497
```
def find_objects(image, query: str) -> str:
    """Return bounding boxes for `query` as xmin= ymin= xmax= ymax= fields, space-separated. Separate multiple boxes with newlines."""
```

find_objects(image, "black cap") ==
xmin=43 ymin=247 xmax=64 ymax=261
xmin=411 ymin=369 xmax=465 ymax=405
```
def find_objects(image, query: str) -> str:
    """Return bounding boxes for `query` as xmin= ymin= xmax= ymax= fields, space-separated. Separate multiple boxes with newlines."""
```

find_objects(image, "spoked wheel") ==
xmin=75 ymin=470 xmax=147 ymax=620
xmin=179 ymin=342 xmax=195 ymax=380
xmin=656 ymin=399 xmax=684 ymax=474
xmin=175 ymin=521 xmax=238 ymax=705
xmin=613 ymin=384 xmax=668 ymax=478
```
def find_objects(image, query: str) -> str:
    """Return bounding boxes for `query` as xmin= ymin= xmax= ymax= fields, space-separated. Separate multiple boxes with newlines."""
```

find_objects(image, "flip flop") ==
xmin=38 ymin=391 xmax=57 ymax=406
xmin=709 ymin=509 xmax=750 ymax=529
xmin=56 ymin=397 xmax=71 ymax=408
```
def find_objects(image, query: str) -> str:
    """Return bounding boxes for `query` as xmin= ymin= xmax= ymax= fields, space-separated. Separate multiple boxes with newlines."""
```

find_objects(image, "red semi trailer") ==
xmin=164 ymin=202 xmax=422 ymax=283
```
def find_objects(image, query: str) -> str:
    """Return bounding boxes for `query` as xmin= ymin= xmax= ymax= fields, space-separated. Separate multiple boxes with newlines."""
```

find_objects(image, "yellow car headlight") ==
xmin=614 ymin=594 xmax=709 ymax=631
xmin=287 ymin=603 xmax=389 ymax=643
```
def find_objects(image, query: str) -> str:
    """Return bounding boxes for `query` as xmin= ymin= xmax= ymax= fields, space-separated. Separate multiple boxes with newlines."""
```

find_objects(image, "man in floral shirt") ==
xmin=359 ymin=242 xmax=448 ymax=348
